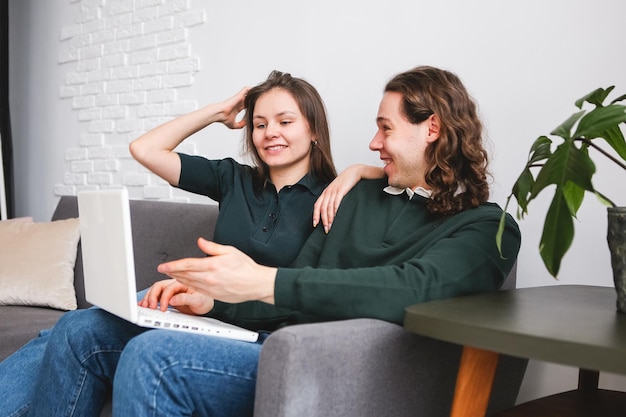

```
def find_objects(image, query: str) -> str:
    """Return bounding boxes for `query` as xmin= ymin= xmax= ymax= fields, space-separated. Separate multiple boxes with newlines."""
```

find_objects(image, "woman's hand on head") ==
xmin=218 ymin=87 xmax=250 ymax=130
xmin=139 ymin=278 xmax=215 ymax=316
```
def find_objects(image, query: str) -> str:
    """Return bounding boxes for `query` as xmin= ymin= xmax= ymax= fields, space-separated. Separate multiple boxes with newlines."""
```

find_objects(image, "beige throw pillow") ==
xmin=0 ymin=217 xmax=80 ymax=310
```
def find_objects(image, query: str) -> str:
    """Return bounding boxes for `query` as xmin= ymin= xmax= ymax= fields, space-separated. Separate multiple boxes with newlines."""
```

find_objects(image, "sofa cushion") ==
xmin=0 ymin=217 xmax=80 ymax=310
xmin=0 ymin=305 xmax=65 ymax=362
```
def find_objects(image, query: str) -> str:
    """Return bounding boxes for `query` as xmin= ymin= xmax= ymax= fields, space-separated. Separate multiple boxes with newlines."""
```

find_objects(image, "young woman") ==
xmin=0 ymin=70 xmax=382 ymax=417
xmin=131 ymin=70 xmax=338 ymax=281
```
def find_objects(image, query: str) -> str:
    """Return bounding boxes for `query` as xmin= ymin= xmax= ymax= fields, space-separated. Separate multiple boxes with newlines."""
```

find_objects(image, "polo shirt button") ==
xmin=269 ymin=213 xmax=276 ymax=219
xmin=262 ymin=227 xmax=269 ymax=232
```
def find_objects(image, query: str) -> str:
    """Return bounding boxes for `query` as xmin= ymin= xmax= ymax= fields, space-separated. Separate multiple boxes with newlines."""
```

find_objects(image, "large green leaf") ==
xmin=512 ymin=168 xmax=535 ymax=214
xmin=531 ymin=141 xmax=595 ymax=198
xmin=528 ymin=136 xmax=553 ymax=164
xmin=575 ymin=86 xmax=614 ymax=108
xmin=551 ymin=110 xmax=585 ymax=139
xmin=597 ymin=124 xmax=626 ymax=161
xmin=574 ymin=104 xmax=626 ymax=139
xmin=561 ymin=180 xmax=585 ymax=217
xmin=539 ymin=192 xmax=575 ymax=277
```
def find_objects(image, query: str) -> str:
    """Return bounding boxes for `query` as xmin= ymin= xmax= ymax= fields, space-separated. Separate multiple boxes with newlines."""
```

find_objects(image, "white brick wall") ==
xmin=55 ymin=0 xmax=206 ymax=202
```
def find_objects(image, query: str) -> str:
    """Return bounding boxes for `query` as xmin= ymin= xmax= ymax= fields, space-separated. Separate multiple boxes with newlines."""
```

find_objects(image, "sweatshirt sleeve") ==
xmin=273 ymin=209 xmax=521 ymax=324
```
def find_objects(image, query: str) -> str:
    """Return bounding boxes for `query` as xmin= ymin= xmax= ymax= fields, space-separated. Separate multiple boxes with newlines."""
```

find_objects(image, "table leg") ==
xmin=578 ymin=369 xmax=599 ymax=391
xmin=449 ymin=346 xmax=500 ymax=417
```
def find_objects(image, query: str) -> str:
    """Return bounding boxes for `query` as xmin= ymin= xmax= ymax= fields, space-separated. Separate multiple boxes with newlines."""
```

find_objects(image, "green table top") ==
xmin=404 ymin=285 xmax=626 ymax=375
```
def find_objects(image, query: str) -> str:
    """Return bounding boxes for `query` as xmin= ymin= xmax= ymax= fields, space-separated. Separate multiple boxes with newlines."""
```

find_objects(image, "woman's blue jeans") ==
xmin=0 ymin=328 xmax=51 ymax=417
xmin=1 ymin=308 xmax=266 ymax=417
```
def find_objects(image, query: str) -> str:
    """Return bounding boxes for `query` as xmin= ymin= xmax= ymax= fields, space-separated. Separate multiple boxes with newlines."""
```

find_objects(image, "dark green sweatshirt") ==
xmin=211 ymin=178 xmax=521 ymax=330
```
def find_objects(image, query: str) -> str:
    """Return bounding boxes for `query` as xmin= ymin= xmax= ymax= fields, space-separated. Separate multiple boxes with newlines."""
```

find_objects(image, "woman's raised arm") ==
xmin=129 ymin=87 xmax=249 ymax=185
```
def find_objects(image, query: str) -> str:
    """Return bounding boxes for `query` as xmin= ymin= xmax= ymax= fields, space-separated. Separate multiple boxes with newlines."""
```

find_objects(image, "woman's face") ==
xmin=252 ymin=89 xmax=314 ymax=181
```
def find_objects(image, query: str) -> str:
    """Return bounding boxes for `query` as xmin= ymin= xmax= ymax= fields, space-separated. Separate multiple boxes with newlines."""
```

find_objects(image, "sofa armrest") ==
xmin=254 ymin=318 xmax=526 ymax=417
xmin=255 ymin=319 xmax=460 ymax=417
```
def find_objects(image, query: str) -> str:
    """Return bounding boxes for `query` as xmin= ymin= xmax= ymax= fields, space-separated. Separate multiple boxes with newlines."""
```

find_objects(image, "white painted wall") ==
xmin=8 ymin=0 xmax=626 ymax=405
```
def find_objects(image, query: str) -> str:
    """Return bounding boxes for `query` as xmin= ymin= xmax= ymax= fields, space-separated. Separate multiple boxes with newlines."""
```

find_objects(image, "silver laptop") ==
xmin=77 ymin=188 xmax=259 ymax=343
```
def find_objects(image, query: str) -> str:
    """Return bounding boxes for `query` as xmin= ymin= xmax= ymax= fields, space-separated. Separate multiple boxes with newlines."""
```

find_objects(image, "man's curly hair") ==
xmin=385 ymin=66 xmax=490 ymax=216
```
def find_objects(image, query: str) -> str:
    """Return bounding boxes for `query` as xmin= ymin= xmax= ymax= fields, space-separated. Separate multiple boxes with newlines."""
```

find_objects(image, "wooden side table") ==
xmin=404 ymin=285 xmax=626 ymax=417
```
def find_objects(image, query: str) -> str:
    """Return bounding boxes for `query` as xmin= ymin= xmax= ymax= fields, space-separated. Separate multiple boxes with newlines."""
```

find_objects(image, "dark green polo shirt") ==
xmin=177 ymin=154 xmax=328 ymax=267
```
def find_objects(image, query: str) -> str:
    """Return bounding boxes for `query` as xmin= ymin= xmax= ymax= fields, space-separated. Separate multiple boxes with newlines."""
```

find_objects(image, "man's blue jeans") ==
xmin=2 ymin=308 xmax=266 ymax=417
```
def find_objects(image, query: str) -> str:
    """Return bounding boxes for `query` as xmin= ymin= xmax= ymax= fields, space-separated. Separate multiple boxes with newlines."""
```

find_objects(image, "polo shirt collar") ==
xmin=383 ymin=185 xmax=432 ymax=200
xmin=267 ymin=172 xmax=327 ymax=196
xmin=297 ymin=172 xmax=328 ymax=196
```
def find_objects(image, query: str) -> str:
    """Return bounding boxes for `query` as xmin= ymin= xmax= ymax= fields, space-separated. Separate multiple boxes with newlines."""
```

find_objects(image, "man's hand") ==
xmin=157 ymin=238 xmax=277 ymax=305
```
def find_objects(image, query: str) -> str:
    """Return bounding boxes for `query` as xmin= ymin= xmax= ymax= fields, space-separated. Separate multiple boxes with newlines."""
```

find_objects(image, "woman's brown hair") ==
xmin=385 ymin=66 xmax=490 ymax=215
xmin=243 ymin=70 xmax=337 ymax=184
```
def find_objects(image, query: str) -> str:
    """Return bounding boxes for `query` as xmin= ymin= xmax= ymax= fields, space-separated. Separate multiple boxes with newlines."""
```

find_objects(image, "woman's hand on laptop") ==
xmin=139 ymin=279 xmax=215 ymax=316
xmin=157 ymin=238 xmax=277 ymax=305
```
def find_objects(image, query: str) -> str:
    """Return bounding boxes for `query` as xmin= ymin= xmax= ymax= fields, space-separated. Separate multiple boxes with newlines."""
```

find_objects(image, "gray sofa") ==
xmin=0 ymin=195 xmax=527 ymax=417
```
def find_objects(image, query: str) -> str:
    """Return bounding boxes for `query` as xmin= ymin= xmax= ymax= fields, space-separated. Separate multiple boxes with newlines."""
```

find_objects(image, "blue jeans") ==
xmin=0 ymin=300 xmax=143 ymax=417
xmin=1 ymin=308 xmax=266 ymax=417
xmin=0 ymin=328 xmax=51 ymax=417
xmin=113 ymin=325 xmax=266 ymax=417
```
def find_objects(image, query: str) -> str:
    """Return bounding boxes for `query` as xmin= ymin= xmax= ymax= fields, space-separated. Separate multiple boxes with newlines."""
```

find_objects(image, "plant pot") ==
xmin=608 ymin=207 xmax=626 ymax=313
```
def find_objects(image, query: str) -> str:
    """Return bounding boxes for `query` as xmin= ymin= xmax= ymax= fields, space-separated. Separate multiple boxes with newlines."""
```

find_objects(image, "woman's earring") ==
xmin=312 ymin=140 xmax=318 ymax=147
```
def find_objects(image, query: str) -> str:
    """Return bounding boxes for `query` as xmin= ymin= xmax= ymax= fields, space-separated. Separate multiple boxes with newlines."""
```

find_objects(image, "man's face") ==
xmin=369 ymin=92 xmax=439 ymax=190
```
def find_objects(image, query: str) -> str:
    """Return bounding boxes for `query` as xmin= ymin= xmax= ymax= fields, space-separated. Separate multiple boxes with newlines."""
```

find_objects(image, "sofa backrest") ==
xmin=51 ymin=195 xmax=517 ymax=309
xmin=51 ymin=196 xmax=219 ymax=309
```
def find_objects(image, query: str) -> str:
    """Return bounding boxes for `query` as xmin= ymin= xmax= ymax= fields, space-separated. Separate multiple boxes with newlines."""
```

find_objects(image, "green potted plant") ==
xmin=497 ymin=86 xmax=626 ymax=311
